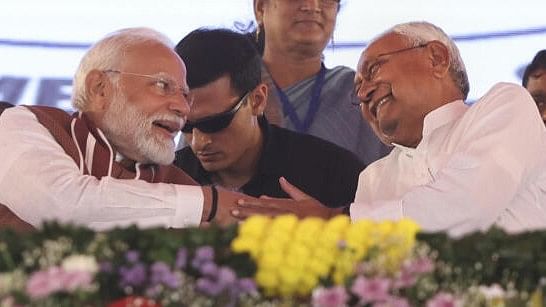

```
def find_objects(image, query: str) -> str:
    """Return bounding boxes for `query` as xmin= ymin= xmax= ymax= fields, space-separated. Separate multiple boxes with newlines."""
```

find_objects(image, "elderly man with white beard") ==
xmin=0 ymin=27 xmax=250 ymax=232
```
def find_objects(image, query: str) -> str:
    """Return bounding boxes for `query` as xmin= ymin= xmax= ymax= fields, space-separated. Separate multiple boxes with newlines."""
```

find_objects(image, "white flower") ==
xmin=61 ymin=255 xmax=98 ymax=274
xmin=478 ymin=284 xmax=505 ymax=300
xmin=0 ymin=270 xmax=26 ymax=295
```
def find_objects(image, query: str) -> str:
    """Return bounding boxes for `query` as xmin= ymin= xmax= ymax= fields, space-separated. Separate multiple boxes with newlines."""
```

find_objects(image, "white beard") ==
xmin=101 ymin=91 xmax=181 ymax=165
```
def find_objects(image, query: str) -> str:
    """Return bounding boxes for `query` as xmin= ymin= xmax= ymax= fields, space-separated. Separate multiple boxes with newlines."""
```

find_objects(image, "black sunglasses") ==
xmin=181 ymin=92 xmax=250 ymax=133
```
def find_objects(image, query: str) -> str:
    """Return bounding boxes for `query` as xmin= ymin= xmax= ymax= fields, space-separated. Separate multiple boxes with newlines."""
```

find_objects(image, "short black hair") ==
xmin=523 ymin=50 xmax=546 ymax=87
xmin=175 ymin=28 xmax=262 ymax=96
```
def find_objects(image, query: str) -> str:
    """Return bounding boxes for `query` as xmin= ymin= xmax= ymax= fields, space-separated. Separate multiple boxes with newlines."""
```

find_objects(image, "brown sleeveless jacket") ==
xmin=0 ymin=106 xmax=196 ymax=232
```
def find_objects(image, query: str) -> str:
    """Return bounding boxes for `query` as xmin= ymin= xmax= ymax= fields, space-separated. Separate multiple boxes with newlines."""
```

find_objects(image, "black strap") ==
xmin=274 ymin=63 xmax=327 ymax=133
xmin=206 ymin=185 xmax=218 ymax=222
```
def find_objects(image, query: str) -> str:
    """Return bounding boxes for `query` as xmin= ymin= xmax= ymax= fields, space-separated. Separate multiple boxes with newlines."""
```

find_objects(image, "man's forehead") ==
xmin=122 ymin=42 xmax=185 ymax=75
xmin=359 ymin=33 xmax=409 ymax=65
xmin=527 ymin=70 xmax=546 ymax=88
xmin=529 ymin=68 xmax=546 ymax=79
xmin=188 ymin=76 xmax=236 ymax=116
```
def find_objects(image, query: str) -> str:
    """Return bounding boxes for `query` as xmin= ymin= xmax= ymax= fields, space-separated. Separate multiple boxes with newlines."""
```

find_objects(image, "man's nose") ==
xmin=299 ymin=0 xmax=321 ymax=11
xmin=169 ymin=95 xmax=191 ymax=118
xmin=188 ymin=128 xmax=212 ymax=150
xmin=357 ymin=81 xmax=378 ymax=105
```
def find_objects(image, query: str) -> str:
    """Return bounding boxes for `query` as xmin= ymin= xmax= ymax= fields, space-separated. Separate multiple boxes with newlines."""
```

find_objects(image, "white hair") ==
xmin=371 ymin=21 xmax=470 ymax=99
xmin=72 ymin=27 xmax=174 ymax=111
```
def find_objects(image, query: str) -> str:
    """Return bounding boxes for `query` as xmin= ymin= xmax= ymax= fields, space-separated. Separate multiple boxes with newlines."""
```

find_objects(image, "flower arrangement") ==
xmin=0 ymin=223 xmax=257 ymax=306
xmin=230 ymin=215 xmax=420 ymax=299
xmin=1 ymin=216 xmax=546 ymax=306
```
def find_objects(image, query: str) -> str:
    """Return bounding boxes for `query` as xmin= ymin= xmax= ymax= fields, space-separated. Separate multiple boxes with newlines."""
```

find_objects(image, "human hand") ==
xmin=209 ymin=187 xmax=257 ymax=226
xmin=231 ymin=177 xmax=337 ymax=219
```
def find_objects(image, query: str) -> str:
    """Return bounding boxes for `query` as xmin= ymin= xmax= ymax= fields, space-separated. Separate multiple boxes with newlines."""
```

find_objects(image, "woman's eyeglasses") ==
xmin=181 ymin=92 xmax=250 ymax=134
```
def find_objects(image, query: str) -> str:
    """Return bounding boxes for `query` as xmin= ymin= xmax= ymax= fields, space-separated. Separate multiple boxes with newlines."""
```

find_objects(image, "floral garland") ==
xmin=0 ymin=216 xmax=545 ymax=306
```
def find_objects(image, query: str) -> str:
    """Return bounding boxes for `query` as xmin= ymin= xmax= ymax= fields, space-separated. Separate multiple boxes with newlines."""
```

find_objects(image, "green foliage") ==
xmin=418 ymin=227 xmax=546 ymax=293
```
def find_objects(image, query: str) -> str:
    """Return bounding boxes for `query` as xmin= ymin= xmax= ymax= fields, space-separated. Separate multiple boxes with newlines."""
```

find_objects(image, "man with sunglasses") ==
xmin=173 ymin=28 xmax=364 ymax=212
xmin=0 ymin=27 xmax=253 ymax=231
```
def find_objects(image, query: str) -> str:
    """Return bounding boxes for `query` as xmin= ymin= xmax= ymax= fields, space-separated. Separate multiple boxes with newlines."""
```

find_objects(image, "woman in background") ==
xmin=250 ymin=0 xmax=390 ymax=165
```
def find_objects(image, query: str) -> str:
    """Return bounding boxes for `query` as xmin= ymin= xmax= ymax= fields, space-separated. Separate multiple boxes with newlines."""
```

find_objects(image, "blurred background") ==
xmin=1 ymin=0 xmax=545 ymax=110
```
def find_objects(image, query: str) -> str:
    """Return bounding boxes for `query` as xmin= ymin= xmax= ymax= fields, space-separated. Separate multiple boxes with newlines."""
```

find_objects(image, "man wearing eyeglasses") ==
xmin=173 ymin=28 xmax=364 ymax=213
xmin=233 ymin=21 xmax=546 ymax=235
xmin=0 ymin=27 xmax=253 ymax=231
xmin=348 ymin=21 xmax=546 ymax=236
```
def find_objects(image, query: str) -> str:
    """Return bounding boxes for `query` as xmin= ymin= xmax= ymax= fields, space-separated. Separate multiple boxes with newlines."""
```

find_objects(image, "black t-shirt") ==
xmin=174 ymin=117 xmax=366 ymax=208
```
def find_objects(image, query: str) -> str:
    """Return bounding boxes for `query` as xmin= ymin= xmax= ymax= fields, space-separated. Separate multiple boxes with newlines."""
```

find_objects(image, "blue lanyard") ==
xmin=274 ymin=63 xmax=327 ymax=133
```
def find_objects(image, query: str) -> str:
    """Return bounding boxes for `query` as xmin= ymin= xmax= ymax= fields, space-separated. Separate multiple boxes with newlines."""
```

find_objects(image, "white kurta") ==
xmin=351 ymin=83 xmax=546 ymax=236
xmin=0 ymin=107 xmax=203 ymax=230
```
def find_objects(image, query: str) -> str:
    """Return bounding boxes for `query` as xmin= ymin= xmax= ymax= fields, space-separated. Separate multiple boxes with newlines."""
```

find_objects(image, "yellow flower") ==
xmin=299 ymin=274 xmax=319 ymax=295
xmin=307 ymin=258 xmax=331 ymax=276
xmin=261 ymin=237 xmax=289 ymax=256
xmin=347 ymin=220 xmax=374 ymax=246
xmin=324 ymin=215 xmax=351 ymax=234
xmin=259 ymin=252 xmax=284 ymax=270
xmin=238 ymin=215 xmax=271 ymax=239
xmin=376 ymin=220 xmax=395 ymax=239
xmin=396 ymin=218 xmax=420 ymax=234
xmin=231 ymin=237 xmax=259 ymax=257
xmin=270 ymin=214 xmax=298 ymax=232
xmin=233 ymin=215 xmax=421 ymax=298
xmin=293 ymin=217 xmax=324 ymax=247
xmin=256 ymin=269 xmax=278 ymax=289
xmin=279 ymin=267 xmax=300 ymax=286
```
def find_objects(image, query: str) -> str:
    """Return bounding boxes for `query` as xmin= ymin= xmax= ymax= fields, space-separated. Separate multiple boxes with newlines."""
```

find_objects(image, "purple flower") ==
xmin=145 ymin=284 xmax=163 ymax=298
xmin=119 ymin=263 xmax=147 ymax=288
xmin=426 ymin=292 xmax=458 ymax=307
xmin=162 ymin=272 xmax=182 ymax=289
xmin=200 ymin=262 xmax=219 ymax=276
xmin=175 ymin=248 xmax=188 ymax=269
xmin=99 ymin=261 xmax=113 ymax=273
xmin=125 ymin=250 xmax=140 ymax=263
xmin=337 ymin=240 xmax=348 ymax=249
xmin=26 ymin=267 xmax=65 ymax=299
xmin=195 ymin=266 xmax=238 ymax=297
xmin=192 ymin=246 xmax=215 ymax=269
xmin=237 ymin=278 xmax=257 ymax=294
xmin=147 ymin=262 xmax=181 ymax=290
xmin=217 ymin=267 xmax=236 ymax=285
xmin=150 ymin=262 xmax=170 ymax=284
xmin=351 ymin=276 xmax=392 ymax=304
xmin=196 ymin=277 xmax=224 ymax=296
xmin=312 ymin=286 xmax=349 ymax=307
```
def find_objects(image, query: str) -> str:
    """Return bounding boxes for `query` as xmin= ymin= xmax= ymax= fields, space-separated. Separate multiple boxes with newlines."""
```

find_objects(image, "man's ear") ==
xmin=85 ymin=69 xmax=113 ymax=111
xmin=254 ymin=0 xmax=265 ymax=24
xmin=250 ymin=83 xmax=268 ymax=116
xmin=426 ymin=41 xmax=451 ymax=78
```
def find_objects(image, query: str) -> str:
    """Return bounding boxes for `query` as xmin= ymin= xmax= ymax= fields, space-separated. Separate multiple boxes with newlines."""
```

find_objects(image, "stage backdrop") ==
xmin=1 ymin=0 xmax=545 ymax=111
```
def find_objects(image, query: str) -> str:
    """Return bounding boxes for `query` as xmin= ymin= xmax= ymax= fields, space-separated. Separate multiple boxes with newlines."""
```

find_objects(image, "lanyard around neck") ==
xmin=274 ymin=63 xmax=327 ymax=133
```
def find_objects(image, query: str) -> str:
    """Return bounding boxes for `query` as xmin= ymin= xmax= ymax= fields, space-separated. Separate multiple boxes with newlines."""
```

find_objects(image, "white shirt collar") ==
xmin=391 ymin=100 xmax=468 ymax=155
xmin=422 ymin=100 xmax=468 ymax=138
